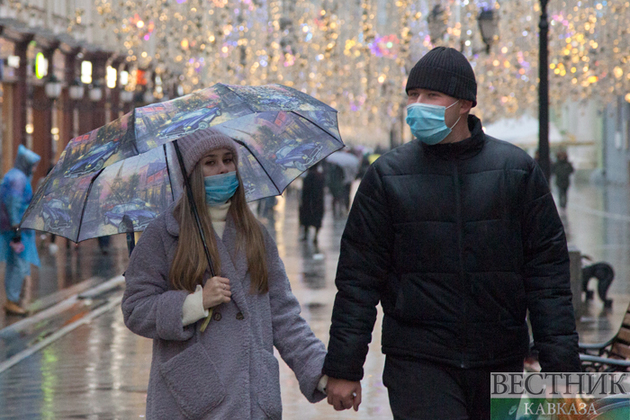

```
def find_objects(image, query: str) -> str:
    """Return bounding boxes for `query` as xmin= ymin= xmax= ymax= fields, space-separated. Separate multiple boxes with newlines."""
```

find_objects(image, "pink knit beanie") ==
xmin=176 ymin=128 xmax=239 ymax=175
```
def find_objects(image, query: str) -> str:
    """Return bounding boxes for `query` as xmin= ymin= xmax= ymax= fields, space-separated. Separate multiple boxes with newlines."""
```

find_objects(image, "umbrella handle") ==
xmin=200 ymin=308 xmax=213 ymax=332
xmin=123 ymin=215 xmax=136 ymax=257
xmin=173 ymin=140 xmax=217 ymax=278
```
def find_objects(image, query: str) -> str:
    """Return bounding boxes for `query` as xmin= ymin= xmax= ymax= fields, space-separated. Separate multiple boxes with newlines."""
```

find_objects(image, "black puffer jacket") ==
xmin=323 ymin=116 xmax=580 ymax=381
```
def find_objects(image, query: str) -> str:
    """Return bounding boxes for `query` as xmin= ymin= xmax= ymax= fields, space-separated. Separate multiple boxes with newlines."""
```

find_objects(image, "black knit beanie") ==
xmin=405 ymin=47 xmax=477 ymax=107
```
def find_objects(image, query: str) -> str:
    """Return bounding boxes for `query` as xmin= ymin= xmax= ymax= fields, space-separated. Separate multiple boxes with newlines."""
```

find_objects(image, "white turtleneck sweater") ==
xmin=181 ymin=201 xmax=231 ymax=326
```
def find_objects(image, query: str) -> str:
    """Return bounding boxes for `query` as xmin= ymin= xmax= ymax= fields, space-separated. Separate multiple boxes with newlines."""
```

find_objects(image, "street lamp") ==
xmin=69 ymin=78 xmax=85 ymax=101
xmin=427 ymin=5 xmax=447 ymax=45
xmin=120 ymin=89 xmax=134 ymax=103
xmin=44 ymin=74 xmax=62 ymax=100
xmin=477 ymin=9 xmax=499 ymax=54
xmin=538 ymin=0 xmax=551 ymax=182
xmin=89 ymin=81 xmax=103 ymax=102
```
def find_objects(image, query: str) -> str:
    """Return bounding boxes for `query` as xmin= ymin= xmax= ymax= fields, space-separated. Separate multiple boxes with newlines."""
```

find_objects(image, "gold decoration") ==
xmin=8 ymin=0 xmax=621 ymax=141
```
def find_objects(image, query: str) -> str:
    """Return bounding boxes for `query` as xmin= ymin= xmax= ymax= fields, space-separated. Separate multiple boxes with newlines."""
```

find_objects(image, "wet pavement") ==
xmin=0 ymin=178 xmax=629 ymax=419
xmin=0 ymin=234 xmax=130 ymax=331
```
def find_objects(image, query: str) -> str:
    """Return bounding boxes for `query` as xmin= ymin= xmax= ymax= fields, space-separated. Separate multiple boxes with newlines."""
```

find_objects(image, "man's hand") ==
xmin=326 ymin=377 xmax=362 ymax=412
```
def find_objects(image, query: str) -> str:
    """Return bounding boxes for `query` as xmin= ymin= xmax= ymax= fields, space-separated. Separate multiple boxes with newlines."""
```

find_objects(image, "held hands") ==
xmin=202 ymin=276 xmax=231 ymax=309
xmin=326 ymin=377 xmax=362 ymax=412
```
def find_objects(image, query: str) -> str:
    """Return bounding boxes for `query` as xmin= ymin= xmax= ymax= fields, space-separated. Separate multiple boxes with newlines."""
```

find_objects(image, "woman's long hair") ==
xmin=169 ymin=164 xmax=268 ymax=294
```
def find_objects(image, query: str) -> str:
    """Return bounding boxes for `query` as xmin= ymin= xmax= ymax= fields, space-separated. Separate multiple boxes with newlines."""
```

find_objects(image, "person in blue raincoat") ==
xmin=0 ymin=145 xmax=41 ymax=315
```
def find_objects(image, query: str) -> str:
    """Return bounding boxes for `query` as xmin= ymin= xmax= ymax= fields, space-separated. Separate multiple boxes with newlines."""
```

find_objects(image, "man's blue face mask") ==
xmin=204 ymin=171 xmax=239 ymax=205
xmin=405 ymin=100 xmax=461 ymax=145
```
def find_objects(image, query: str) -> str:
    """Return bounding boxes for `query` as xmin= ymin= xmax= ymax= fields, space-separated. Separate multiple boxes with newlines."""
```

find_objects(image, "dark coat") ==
xmin=552 ymin=159 xmax=574 ymax=190
xmin=299 ymin=169 xmax=325 ymax=229
xmin=325 ymin=163 xmax=345 ymax=199
xmin=323 ymin=116 xmax=580 ymax=381
xmin=122 ymin=203 xmax=326 ymax=419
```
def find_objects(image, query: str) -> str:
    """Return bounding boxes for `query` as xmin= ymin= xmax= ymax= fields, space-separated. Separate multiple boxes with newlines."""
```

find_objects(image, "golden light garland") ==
xmin=6 ymin=0 xmax=628 ymax=143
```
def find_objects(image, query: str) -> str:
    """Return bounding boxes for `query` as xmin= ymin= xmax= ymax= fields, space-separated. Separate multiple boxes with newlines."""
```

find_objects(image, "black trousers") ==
xmin=558 ymin=187 xmax=569 ymax=208
xmin=383 ymin=356 xmax=523 ymax=420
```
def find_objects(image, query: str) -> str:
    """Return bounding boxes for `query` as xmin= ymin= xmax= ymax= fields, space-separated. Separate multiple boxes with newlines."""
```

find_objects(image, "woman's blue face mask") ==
xmin=204 ymin=171 xmax=239 ymax=205
xmin=405 ymin=100 xmax=460 ymax=145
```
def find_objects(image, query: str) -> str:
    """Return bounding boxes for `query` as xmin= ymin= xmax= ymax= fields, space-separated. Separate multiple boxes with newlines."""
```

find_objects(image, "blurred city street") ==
xmin=0 ymin=177 xmax=630 ymax=419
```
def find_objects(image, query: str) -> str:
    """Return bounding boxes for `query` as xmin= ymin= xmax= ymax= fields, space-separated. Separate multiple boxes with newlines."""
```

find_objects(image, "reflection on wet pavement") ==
xmin=0 ymin=235 xmax=129 ymax=330
xmin=558 ymin=181 xmax=630 ymax=344
xmin=0 ymin=305 xmax=152 ymax=419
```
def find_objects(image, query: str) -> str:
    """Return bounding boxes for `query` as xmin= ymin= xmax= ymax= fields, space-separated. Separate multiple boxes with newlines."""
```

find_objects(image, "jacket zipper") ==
xmin=453 ymin=161 xmax=468 ymax=369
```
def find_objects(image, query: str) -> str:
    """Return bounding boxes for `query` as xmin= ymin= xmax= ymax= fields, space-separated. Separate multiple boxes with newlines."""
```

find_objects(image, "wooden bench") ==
xmin=580 ymin=301 xmax=630 ymax=371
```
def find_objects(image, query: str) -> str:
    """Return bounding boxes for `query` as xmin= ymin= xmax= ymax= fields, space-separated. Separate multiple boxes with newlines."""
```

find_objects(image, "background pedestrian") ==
xmin=552 ymin=150 xmax=574 ymax=209
xmin=257 ymin=195 xmax=277 ymax=220
xmin=0 ymin=145 xmax=41 ymax=316
xmin=326 ymin=161 xmax=345 ymax=217
xmin=299 ymin=163 xmax=325 ymax=244
xmin=36 ymin=165 xmax=59 ymax=255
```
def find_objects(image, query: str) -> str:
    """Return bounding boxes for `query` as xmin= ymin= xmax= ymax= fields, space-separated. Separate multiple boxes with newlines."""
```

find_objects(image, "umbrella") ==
xmin=325 ymin=151 xmax=360 ymax=183
xmin=326 ymin=150 xmax=360 ymax=169
xmin=483 ymin=114 xmax=564 ymax=147
xmin=20 ymin=83 xmax=344 ymax=244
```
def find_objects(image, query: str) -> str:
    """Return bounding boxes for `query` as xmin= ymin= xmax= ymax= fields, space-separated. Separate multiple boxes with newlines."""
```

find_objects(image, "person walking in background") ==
xmin=256 ymin=195 xmax=277 ymax=220
xmin=339 ymin=150 xmax=359 ymax=213
xmin=326 ymin=161 xmax=345 ymax=217
xmin=323 ymin=47 xmax=580 ymax=419
xmin=299 ymin=164 xmax=325 ymax=244
xmin=0 ymin=145 xmax=41 ymax=316
xmin=325 ymin=149 xmax=360 ymax=217
xmin=552 ymin=150 xmax=574 ymax=209
xmin=122 ymin=131 xmax=327 ymax=419
xmin=36 ymin=165 xmax=59 ymax=255
xmin=97 ymin=235 xmax=111 ymax=255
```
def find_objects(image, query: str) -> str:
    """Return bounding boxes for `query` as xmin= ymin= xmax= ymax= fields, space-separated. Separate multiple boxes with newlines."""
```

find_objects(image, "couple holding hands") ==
xmin=122 ymin=47 xmax=580 ymax=420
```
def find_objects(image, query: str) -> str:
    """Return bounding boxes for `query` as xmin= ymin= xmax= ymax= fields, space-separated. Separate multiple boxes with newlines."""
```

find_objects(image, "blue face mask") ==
xmin=204 ymin=171 xmax=239 ymax=205
xmin=405 ymin=100 xmax=461 ymax=145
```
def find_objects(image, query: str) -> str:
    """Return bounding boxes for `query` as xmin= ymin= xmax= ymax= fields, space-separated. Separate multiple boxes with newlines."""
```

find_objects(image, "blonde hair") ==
xmin=169 ymin=164 xmax=269 ymax=294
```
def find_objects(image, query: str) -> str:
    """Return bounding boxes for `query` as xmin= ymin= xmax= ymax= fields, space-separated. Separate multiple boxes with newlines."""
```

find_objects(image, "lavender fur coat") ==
xmin=122 ymin=204 xmax=327 ymax=419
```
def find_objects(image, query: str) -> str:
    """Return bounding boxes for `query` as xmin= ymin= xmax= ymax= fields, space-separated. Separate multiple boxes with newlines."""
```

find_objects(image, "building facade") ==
xmin=0 ymin=0 xmax=162 ymax=186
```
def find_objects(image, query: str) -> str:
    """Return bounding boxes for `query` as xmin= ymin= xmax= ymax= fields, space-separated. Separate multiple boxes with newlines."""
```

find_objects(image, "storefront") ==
xmin=0 ymin=20 xmax=120 ymax=185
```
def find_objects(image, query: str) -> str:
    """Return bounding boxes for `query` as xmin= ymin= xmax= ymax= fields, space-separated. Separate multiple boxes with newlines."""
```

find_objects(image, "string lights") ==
xmin=7 ymin=0 xmax=626 ymax=143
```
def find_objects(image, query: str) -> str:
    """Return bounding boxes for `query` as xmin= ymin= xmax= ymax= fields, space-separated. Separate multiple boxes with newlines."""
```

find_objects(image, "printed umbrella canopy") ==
xmin=20 ymin=83 xmax=344 ymax=243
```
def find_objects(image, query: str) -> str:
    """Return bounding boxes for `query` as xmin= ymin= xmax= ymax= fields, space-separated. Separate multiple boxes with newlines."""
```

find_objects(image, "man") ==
xmin=0 ymin=145 xmax=41 ymax=315
xmin=552 ymin=150 xmax=574 ymax=209
xmin=323 ymin=47 xmax=580 ymax=419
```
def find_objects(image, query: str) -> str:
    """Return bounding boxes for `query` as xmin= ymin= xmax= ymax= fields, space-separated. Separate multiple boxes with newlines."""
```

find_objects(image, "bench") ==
xmin=579 ymin=301 xmax=630 ymax=371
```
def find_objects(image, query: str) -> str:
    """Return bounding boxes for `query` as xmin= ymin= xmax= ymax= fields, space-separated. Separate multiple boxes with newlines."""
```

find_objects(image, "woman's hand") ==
xmin=202 ymin=276 xmax=231 ymax=309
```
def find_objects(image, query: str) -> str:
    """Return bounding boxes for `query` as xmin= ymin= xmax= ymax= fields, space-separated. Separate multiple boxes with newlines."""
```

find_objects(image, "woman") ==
xmin=299 ymin=164 xmax=325 ymax=244
xmin=122 ymin=130 xmax=327 ymax=419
